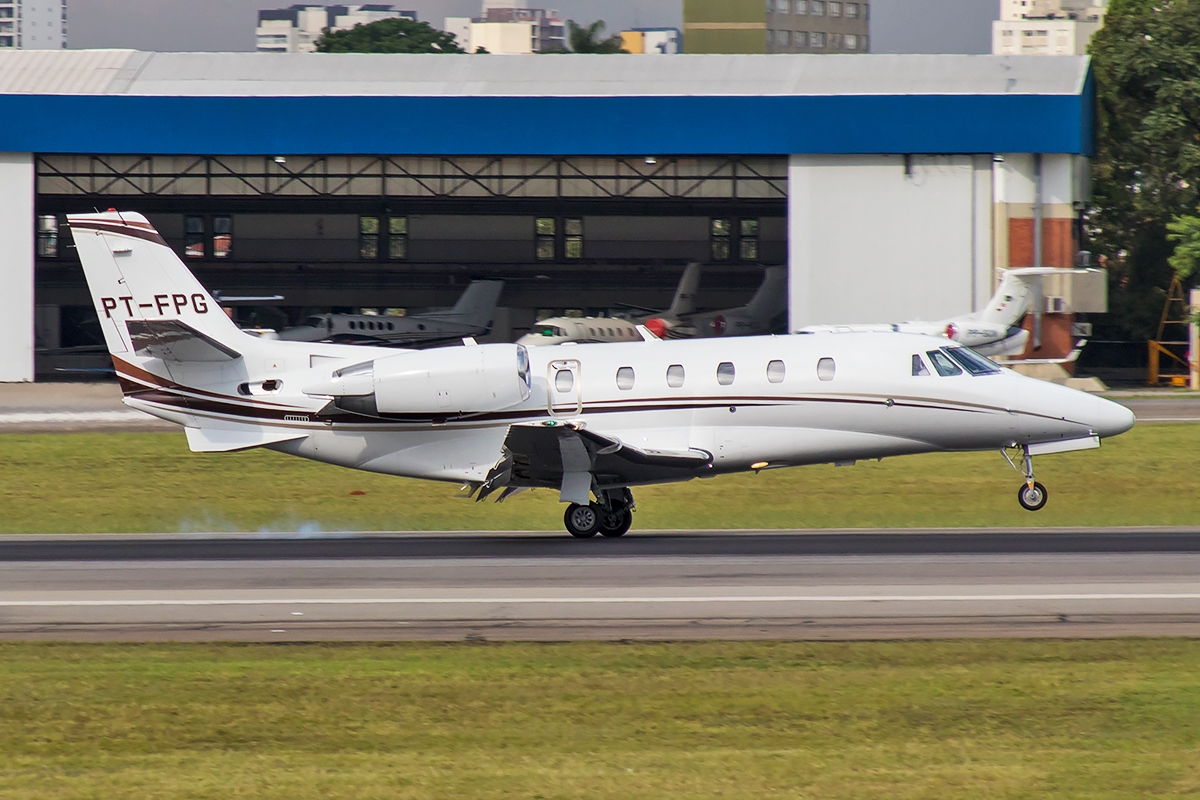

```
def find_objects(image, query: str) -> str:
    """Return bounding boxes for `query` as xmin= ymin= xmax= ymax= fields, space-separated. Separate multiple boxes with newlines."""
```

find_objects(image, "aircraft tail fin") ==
xmin=67 ymin=211 xmax=247 ymax=363
xmin=976 ymin=268 xmax=1061 ymax=327
xmin=741 ymin=266 xmax=789 ymax=319
xmin=665 ymin=263 xmax=701 ymax=318
xmin=448 ymin=280 xmax=504 ymax=328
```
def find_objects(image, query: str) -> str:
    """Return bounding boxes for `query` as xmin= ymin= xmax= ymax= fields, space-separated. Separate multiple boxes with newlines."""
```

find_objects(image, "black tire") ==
xmin=564 ymin=502 xmax=600 ymax=538
xmin=598 ymin=506 xmax=632 ymax=538
xmin=1017 ymin=481 xmax=1048 ymax=511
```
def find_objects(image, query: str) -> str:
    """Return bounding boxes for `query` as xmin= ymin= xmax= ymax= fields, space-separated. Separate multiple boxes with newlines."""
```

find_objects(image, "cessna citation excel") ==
xmin=69 ymin=212 xmax=1135 ymax=538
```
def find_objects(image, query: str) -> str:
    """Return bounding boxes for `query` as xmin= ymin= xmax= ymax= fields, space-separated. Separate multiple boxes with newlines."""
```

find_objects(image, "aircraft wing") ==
xmin=484 ymin=423 xmax=713 ymax=503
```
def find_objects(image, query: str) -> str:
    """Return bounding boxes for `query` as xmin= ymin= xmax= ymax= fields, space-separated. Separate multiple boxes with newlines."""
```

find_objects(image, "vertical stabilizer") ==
xmin=447 ymin=280 xmax=504 ymax=327
xmin=741 ymin=266 xmax=789 ymax=319
xmin=976 ymin=268 xmax=1045 ymax=327
xmin=665 ymin=262 xmax=701 ymax=318
xmin=67 ymin=211 xmax=247 ymax=361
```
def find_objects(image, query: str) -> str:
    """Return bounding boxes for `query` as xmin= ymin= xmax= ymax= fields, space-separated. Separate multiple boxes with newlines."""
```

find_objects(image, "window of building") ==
xmin=716 ymin=362 xmax=736 ymax=386
xmin=766 ymin=28 xmax=775 ymax=45
xmin=739 ymin=219 xmax=759 ymax=260
xmin=536 ymin=217 xmax=556 ymax=260
xmin=795 ymin=31 xmax=808 ymax=47
xmin=912 ymin=354 xmax=931 ymax=376
xmin=811 ymin=31 xmax=826 ymax=47
xmin=795 ymin=0 xmax=807 ymax=14
xmin=0 ymin=8 xmax=13 ymax=17
xmin=359 ymin=216 xmax=379 ymax=259
xmin=564 ymin=217 xmax=583 ymax=259
xmin=846 ymin=2 xmax=858 ymax=17
xmin=711 ymin=218 xmax=732 ymax=261
xmin=830 ymin=32 xmax=843 ymax=48
xmin=185 ymin=215 xmax=205 ymax=259
xmin=388 ymin=217 xmax=408 ymax=259
xmin=778 ymin=30 xmax=791 ymax=46
xmin=212 ymin=215 xmax=233 ymax=259
xmin=616 ymin=366 xmax=635 ymax=390
xmin=767 ymin=360 xmax=786 ymax=383
xmin=36 ymin=215 xmax=58 ymax=258
xmin=817 ymin=357 xmax=836 ymax=381
xmin=829 ymin=1 xmax=841 ymax=16
xmin=844 ymin=33 xmax=857 ymax=49
xmin=666 ymin=364 xmax=685 ymax=388
xmin=863 ymin=3 xmax=868 ymax=19
xmin=811 ymin=0 xmax=825 ymax=15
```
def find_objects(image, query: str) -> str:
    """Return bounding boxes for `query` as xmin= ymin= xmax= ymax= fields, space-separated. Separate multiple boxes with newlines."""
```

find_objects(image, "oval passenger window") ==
xmin=666 ymin=364 xmax=685 ymax=388
xmin=716 ymin=362 xmax=735 ymax=386
xmin=616 ymin=366 xmax=635 ymax=391
xmin=816 ymin=357 xmax=836 ymax=381
xmin=555 ymin=369 xmax=574 ymax=392
xmin=766 ymin=359 xmax=785 ymax=383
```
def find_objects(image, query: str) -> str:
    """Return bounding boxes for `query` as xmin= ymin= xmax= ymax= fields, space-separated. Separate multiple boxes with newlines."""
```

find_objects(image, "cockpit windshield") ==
xmin=943 ymin=346 xmax=1002 ymax=375
xmin=539 ymin=326 xmax=568 ymax=337
xmin=302 ymin=316 xmax=325 ymax=327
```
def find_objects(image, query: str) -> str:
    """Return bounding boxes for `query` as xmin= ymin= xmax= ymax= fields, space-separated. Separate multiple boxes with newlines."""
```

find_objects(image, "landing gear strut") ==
xmin=1003 ymin=445 xmax=1049 ymax=511
xmin=563 ymin=488 xmax=635 ymax=538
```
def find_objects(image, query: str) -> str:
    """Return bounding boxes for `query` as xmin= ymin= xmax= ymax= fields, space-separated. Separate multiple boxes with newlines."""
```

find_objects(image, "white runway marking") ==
xmin=0 ymin=410 xmax=151 ymax=425
xmin=3 ymin=593 xmax=1200 ymax=607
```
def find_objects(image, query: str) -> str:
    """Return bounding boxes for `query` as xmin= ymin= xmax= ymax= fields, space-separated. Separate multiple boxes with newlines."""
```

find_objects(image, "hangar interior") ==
xmin=0 ymin=51 xmax=1095 ymax=381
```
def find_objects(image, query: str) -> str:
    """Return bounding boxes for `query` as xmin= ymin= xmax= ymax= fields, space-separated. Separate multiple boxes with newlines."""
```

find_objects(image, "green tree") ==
xmin=316 ymin=18 xmax=465 ymax=53
xmin=1087 ymin=0 xmax=1200 ymax=339
xmin=1167 ymin=209 xmax=1200 ymax=279
xmin=566 ymin=20 xmax=627 ymax=53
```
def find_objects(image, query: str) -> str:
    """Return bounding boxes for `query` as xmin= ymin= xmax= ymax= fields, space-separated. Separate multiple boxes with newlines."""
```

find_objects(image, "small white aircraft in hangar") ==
xmin=801 ymin=267 xmax=1103 ymax=358
xmin=69 ymin=212 xmax=1134 ymax=538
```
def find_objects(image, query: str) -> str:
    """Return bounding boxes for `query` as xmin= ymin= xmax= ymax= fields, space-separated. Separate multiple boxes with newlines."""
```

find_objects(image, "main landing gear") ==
xmin=1003 ymin=445 xmax=1049 ymax=511
xmin=563 ymin=488 xmax=635 ymax=538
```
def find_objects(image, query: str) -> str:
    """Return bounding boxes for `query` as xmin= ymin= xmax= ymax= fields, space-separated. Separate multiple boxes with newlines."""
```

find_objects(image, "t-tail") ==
xmin=447 ymin=280 xmax=504 ymax=330
xmin=665 ymin=262 xmax=701 ymax=318
xmin=741 ymin=266 xmax=788 ymax=320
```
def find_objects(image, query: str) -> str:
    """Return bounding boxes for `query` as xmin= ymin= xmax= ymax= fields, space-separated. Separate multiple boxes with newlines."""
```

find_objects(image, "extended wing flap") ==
xmin=127 ymin=319 xmax=242 ymax=362
xmin=185 ymin=425 xmax=308 ymax=453
xmin=503 ymin=423 xmax=712 ymax=494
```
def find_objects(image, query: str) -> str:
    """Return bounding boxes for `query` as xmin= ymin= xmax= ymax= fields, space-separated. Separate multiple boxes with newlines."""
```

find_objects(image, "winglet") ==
xmin=635 ymin=324 xmax=662 ymax=342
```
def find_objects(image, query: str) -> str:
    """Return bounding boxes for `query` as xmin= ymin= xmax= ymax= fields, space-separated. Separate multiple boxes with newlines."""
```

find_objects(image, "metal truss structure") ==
xmin=37 ymin=155 xmax=788 ymax=201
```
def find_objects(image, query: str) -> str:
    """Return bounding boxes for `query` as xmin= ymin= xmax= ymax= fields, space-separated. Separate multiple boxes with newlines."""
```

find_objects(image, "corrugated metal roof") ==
xmin=0 ymin=51 xmax=1088 ymax=98
xmin=0 ymin=50 xmax=142 ymax=94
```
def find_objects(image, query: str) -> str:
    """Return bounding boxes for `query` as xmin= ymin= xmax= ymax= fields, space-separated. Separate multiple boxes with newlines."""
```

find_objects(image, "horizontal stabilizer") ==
xmin=185 ymin=426 xmax=308 ymax=453
xmin=127 ymin=319 xmax=241 ymax=362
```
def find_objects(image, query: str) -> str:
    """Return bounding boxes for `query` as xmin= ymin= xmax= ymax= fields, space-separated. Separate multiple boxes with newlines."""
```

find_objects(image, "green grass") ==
xmin=1 ymin=640 xmax=1199 ymax=798
xmin=1 ymin=425 xmax=1199 ymax=532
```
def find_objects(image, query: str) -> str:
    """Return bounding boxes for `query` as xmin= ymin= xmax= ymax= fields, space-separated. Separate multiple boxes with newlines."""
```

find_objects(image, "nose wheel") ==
xmin=1003 ymin=445 xmax=1049 ymax=512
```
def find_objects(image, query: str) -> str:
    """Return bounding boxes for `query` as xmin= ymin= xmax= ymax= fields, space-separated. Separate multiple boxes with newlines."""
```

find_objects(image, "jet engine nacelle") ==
xmin=304 ymin=343 xmax=531 ymax=416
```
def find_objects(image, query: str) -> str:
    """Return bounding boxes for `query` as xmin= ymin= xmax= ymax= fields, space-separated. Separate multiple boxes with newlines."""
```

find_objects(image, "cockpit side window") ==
xmin=926 ymin=350 xmax=963 ymax=377
xmin=943 ymin=346 xmax=1002 ymax=375
xmin=912 ymin=354 xmax=931 ymax=376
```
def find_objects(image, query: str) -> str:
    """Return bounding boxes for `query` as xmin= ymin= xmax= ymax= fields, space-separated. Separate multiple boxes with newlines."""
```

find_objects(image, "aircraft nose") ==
xmin=1092 ymin=396 xmax=1135 ymax=438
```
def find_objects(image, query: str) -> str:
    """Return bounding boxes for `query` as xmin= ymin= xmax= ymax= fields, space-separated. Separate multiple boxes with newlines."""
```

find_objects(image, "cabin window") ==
xmin=616 ymin=366 xmax=635 ymax=390
xmin=912 ymin=354 xmax=931 ymax=376
xmin=555 ymin=369 xmax=574 ymax=392
xmin=816 ymin=357 xmax=836 ymax=381
xmin=926 ymin=350 xmax=963 ymax=377
xmin=716 ymin=362 xmax=736 ymax=386
xmin=944 ymin=347 xmax=1002 ymax=376
xmin=766 ymin=359 xmax=785 ymax=383
xmin=666 ymin=364 xmax=685 ymax=388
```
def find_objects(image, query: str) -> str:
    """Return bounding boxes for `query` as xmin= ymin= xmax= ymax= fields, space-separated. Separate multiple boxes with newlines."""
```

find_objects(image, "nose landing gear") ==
xmin=563 ymin=488 xmax=635 ymax=538
xmin=1003 ymin=445 xmax=1049 ymax=511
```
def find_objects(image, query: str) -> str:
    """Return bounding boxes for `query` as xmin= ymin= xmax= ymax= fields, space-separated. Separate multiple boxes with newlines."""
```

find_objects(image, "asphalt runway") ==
xmin=3 ymin=529 xmax=1200 ymax=642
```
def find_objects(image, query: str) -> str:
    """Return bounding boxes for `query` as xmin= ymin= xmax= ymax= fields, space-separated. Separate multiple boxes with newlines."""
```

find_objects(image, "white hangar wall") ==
xmin=787 ymin=154 xmax=996 ymax=330
xmin=0 ymin=152 xmax=34 ymax=382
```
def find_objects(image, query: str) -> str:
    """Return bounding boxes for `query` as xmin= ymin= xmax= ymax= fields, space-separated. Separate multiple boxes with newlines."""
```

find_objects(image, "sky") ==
xmin=67 ymin=0 xmax=1000 ymax=54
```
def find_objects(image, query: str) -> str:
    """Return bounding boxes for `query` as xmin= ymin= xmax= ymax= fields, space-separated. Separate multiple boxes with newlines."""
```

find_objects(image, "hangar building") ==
xmin=0 ymin=50 xmax=1094 ymax=381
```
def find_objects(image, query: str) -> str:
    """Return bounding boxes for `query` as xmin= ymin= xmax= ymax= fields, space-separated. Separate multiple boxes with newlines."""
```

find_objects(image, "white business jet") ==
xmin=69 ymin=212 xmax=1134 ymax=538
xmin=801 ymin=267 xmax=1097 ymax=358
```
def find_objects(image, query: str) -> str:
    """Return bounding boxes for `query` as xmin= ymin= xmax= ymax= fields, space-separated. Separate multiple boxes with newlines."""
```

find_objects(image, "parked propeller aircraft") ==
xmin=276 ymin=280 xmax=503 ymax=347
xmin=519 ymin=264 xmax=785 ymax=347
xmin=800 ymin=267 xmax=1100 ymax=358
xmin=69 ymin=212 xmax=1134 ymax=537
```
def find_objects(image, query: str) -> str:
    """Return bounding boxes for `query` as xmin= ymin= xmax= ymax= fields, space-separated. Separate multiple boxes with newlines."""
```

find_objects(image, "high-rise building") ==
xmin=683 ymin=0 xmax=869 ymax=54
xmin=992 ymin=0 xmax=1105 ymax=56
xmin=256 ymin=4 xmax=417 ymax=54
xmin=444 ymin=4 xmax=566 ymax=54
xmin=0 ymin=0 xmax=67 ymax=50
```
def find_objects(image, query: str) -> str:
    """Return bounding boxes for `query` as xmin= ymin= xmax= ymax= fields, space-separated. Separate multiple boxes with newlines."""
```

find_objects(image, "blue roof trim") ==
xmin=0 ymin=92 xmax=1093 ymax=155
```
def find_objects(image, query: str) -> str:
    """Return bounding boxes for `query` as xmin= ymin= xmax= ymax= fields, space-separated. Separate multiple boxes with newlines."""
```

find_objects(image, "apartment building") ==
xmin=256 ymin=4 xmax=417 ymax=53
xmin=445 ymin=4 xmax=566 ymax=54
xmin=993 ymin=0 xmax=1105 ymax=56
xmin=683 ymin=0 xmax=868 ymax=54
xmin=0 ymin=0 xmax=66 ymax=49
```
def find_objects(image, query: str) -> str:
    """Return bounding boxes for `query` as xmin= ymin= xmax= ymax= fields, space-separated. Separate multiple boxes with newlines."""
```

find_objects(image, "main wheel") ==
xmin=598 ymin=506 xmax=632 ymax=538
xmin=564 ymin=503 xmax=600 ymax=538
xmin=1017 ymin=481 xmax=1048 ymax=511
